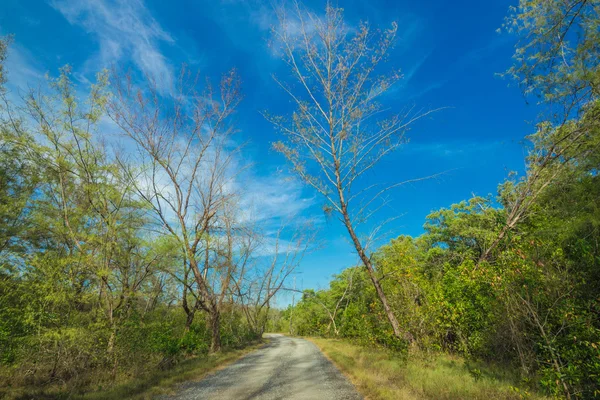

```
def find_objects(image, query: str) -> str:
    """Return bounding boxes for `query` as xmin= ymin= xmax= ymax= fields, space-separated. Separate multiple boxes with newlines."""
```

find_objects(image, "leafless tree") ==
xmin=231 ymin=223 xmax=313 ymax=336
xmin=266 ymin=2 xmax=439 ymax=341
xmin=109 ymin=67 xmax=242 ymax=352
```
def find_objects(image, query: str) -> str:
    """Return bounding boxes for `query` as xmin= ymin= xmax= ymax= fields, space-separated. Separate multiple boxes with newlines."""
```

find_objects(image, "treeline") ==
xmin=1 ymin=0 xmax=599 ymax=398
xmin=0 ymin=39 xmax=307 ymax=396
xmin=276 ymin=1 xmax=600 ymax=399
xmin=280 ymin=149 xmax=599 ymax=396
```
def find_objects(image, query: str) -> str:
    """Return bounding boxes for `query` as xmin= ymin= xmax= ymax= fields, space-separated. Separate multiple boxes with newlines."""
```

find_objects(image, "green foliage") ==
xmin=0 ymin=44 xmax=259 ymax=398
xmin=1 ymin=2 xmax=599 ymax=399
xmin=284 ymin=157 xmax=600 ymax=398
xmin=504 ymin=0 xmax=600 ymax=107
xmin=283 ymin=108 xmax=600 ymax=397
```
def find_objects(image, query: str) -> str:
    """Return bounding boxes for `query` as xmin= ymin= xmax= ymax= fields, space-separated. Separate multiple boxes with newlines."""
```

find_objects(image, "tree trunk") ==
xmin=341 ymin=208 xmax=414 ymax=343
xmin=364 ymin=255 xmax=413 ymax=342
xmin=107 ymin=324 xmax=119 ymax=379
xmin=182 ymin=295 xmax=197 ymax=333
xmin=209 ymin=310 xmax=221 ymax=353
xmin=521 ymin=295 xmax=571 ymax=400
xmin=184 ymin=309 xmax=195 ymax=333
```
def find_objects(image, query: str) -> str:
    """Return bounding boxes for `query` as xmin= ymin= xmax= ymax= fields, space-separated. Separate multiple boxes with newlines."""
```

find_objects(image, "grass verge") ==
xmin=309 ymin=338 xmax=548 ymax=400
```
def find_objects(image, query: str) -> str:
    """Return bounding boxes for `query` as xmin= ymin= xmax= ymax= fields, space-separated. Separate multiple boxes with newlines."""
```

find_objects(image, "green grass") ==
xmin=2 ymin=341 xmax=265 ymax=400
xmin=309 ymin=338 xmax=548 ymax=400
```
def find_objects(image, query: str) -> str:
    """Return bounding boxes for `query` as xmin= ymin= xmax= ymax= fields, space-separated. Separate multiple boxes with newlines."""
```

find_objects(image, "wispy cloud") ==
xmin=395 ymin=13 xmax=424 ymax=54
xmin=237 ymin=169 xmax=317 ymax=226
xmin=402 ymin=51 xmax=433 ymax=84
xmin=50 ymin=0 xmax=174 ymax=93
xmin=404 ymin=34 xmax=513 ymax=100
xmin=4 ymin=43 xmax=44 ymax=86
xmin=453 ymin=34 xmax=512 ymax=72
xmin=407 ymin=79 xmax=448 ymax=100
xmin=3 ymin=43 xmax=46 ymax=98
xmin=385 ymin=49 xmax=433 ymax=98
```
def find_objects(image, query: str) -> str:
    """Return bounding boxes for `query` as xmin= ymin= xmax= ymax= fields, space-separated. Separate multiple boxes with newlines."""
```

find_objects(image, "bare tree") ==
xmin=231 ymin=223 xmax=312 ymax=336
xmin=266 ymin=3 xmax=438 ymax=341
xmin=109 ymin=67 xmax=242 ymax=352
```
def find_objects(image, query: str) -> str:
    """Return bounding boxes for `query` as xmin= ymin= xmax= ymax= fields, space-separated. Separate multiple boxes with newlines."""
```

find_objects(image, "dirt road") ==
xmin=162 ymin=333 xmax=362 ymax=400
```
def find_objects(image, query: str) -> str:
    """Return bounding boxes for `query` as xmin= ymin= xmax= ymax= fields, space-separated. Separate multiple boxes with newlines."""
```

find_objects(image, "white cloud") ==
xmin=50 ymin=0 xmax=174 ymax=93
xmin=236 ymin=169 xmax=317 ymax=226
xmin=4 ymin=44 xmax=45 ymax=92
xmin=251 ymin=235 xmax=299 ymax=257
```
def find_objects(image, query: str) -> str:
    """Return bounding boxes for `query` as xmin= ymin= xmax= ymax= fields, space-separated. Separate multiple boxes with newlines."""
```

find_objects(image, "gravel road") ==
xmin=161 ymin=333 xmax=363 ymax=400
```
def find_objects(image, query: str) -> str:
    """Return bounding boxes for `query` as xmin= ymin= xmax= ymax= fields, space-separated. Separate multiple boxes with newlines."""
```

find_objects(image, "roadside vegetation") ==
xmin=310 ymin=338 xmax=549 ymax=400
xmin=0 ymin=30 xmax=306 ymax=400
xmin=273 ymin=1 xmax=600 ymax=399
xmin=6 ymin=342 xmax=263 ymax=400
xmin=1 ymin=0 xmax=599 ymax=399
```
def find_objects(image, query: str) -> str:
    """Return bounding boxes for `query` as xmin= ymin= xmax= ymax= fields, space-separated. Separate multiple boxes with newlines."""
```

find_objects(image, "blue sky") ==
xmin=1 ymin=0 xmax=537 ymax=296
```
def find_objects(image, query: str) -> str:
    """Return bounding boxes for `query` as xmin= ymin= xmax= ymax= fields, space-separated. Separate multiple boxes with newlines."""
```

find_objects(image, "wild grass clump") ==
xmin=310 ymin=338 xmax=548 ymax=400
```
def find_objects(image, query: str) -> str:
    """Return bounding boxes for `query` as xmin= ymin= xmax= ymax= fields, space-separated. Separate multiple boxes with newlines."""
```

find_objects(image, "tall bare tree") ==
xmin=266 ymin=3 xmax=437 ymax=341
xmin=109 ymin=67 xmax=242 ymax=352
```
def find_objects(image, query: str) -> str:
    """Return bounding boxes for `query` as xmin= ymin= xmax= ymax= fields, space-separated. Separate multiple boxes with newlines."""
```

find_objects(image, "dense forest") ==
xmin=1 ymin=0 xmax=599 ymax=399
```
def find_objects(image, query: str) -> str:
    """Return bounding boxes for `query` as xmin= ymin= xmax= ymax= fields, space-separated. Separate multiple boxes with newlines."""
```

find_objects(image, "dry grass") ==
xmin=309 ymin=338 xmax=548 ymax=400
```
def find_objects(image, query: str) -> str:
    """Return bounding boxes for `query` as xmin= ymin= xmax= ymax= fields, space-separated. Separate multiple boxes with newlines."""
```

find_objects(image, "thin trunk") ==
xmin=187 ymin=255 xmax=221 ymax=351
xmin=479 ymin=222 xmax=512 ymax=263
xmin=363 ymin=251 xmax=411 ymax=342
xmin=289 ymin=277 xmax=296 ymax=335
xmin=340 ymin=202 xmax=413 ymax=342
xmin=107 ymin=322 xmax=118 ymax=379
xmin=182 ymin=255 xmax=192 ymax=332
xmin=209 ymin=310 xmax=221 ymax=352
xmin=522 ymin=296 xmax=571 ymax=400
xmin=182 ymin=283 xmax=195 ymax=333
xmin=331 ymin=121 xmax=412 ymax=342
xmin=184 ymin=308 xmax=195 ymax=333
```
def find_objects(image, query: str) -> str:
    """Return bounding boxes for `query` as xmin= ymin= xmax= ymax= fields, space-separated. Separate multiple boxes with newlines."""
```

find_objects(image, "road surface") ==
xmin=162 ymin=333 xmax=362 ymax=400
